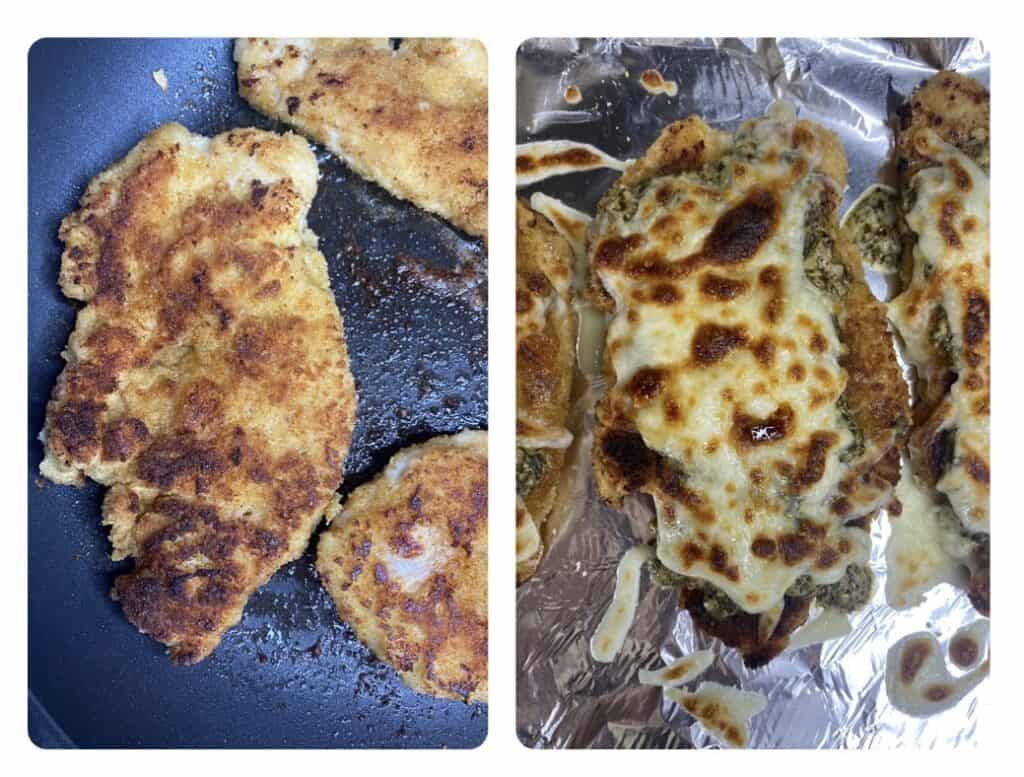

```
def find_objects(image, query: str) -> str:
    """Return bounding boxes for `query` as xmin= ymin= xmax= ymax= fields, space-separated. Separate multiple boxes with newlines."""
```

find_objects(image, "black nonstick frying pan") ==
xmin=28 ymin=38 xmax=487 ymax=748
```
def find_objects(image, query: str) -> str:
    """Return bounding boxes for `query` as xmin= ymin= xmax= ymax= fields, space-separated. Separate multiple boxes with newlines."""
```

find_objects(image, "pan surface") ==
xmin=28 ymin=38 xmax=488 ymax=748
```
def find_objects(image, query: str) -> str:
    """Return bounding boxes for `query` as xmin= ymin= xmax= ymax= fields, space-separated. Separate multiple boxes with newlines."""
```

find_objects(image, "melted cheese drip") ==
xmin=885 ymin=470 xmax=970 ymax=609
xmin=595 ymin=103 xmax=864 ymax=613
xmin=517 ymin=426 xmax=572 ymax=449
xmin=949 ymin=619 xmax=989 ymax=670
xmin=516 ymin=496 xmax=542 ymax=564
xmin=785 ymin=607 xmax=852 ymax=652
xmin=590 ymin=544 xmax=654 ymax=662
xmin=528 ymin=192 xmax=592 ymax=264
xmin=638 ymin=649 xmax=714 ymax=687
xmin=889 ymin=132 xmax=990 ymax=533
xmin=516 ymin=140 xmax=628 ymax=188
xmin=639 ymin=69 xmax=679 ymax=97
xmin=667 ymin=681 xmax=767 ymax=748
xmin=886 ymin=630 xmax=989 ymax=718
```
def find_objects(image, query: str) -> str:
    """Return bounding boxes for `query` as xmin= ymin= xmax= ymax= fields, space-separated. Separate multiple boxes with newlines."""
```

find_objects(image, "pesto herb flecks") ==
xmin=815 ymin=563 xmax=874 ymax=612
xmin=844 ymin=186 xmax=903 ymax=272
xmin=516 ymin=447 xmax=547 ymax=498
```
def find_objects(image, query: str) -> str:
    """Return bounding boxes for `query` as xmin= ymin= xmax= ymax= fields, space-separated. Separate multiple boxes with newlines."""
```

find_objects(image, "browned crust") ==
xmin=516 ymin=199 xmax=575 ymax=437
xmin=680 ymin=588 xmax=812 ymax=668
xmin=236 ymin=38 xmax=487 ymax=239
xmin=836 ymin=230 xmax=911 ymax=489
xmin=316 ymin=432 xmax=487 ymax=703
xmin=516 ymin=199 xmax=576 ymax=582
xmin=588 ymin=112 xmax=905 ymax=665
xmin=41 ymin=124 xmax=356 ymax=664
xmin=897 ymin=70 xmax=990 ymax=182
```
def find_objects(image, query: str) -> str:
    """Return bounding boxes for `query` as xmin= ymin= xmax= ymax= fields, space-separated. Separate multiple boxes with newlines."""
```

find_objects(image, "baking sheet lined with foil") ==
xmin=515 ymin=38 xmax=989 ymax=749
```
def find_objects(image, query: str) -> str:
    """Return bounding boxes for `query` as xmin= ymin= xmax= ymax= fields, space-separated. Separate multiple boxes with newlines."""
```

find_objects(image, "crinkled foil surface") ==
xmin=516 ymin=38 xmax=989 ymax=750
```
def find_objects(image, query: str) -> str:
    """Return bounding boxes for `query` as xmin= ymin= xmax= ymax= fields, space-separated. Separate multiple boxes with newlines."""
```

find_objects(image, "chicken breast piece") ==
xmin=516 ymin=199 xmax=576 ymax=583
xmin=41 ymin=123 xmax=357 ymax=664
xmin=235 ymin=38 xmax=488 ymax=240
xmin=316 ymin=430 xmax=487 ymax=703
xmin=587 ymin=104 xmax=907 ymax=666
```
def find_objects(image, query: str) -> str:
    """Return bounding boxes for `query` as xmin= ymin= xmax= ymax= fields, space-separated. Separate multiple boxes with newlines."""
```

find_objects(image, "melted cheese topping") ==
xmin=889 ymin=132 xmax=990 ymax=533
xmin=785 ymin=607 xmax=852 ymax=652
xmin=529 ymin=192 xmax=592 ymax=264
xmin=638 ymin=649 xmax=714 ymax=687
xmin=667 ymin=681 xmax=767 ymax=748
xmin=594 ymin=104 xmax=867 ymax=614
xmin=516 ymin=140 xmax=628 ymax=188
xmin=590 ymin=544 xmax=654 ymax=662
xmin=885 ymin=470 xmax=971 ymax=609
xmin=885 ymin=630 xmax=989 ymax=718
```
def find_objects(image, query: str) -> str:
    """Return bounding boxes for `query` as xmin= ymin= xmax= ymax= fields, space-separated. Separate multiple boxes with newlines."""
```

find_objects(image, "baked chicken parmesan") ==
xmin=235 ymin=38 xmax=488 ymax=240
xmin=516 ymin=200 xmax=576 ymax=582
xmin=588 ymin=104 xmax=908 ymax=665
xmin=887 ymin=72 xmax=990 ymax=615
xmin=40 ymin=124 xmax=357 ymax=663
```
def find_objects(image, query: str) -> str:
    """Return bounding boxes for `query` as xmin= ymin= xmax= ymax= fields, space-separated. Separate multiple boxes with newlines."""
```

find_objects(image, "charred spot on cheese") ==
xmin=600 ymin=429 xmax=657 ymax=492
xmin=516 ymin=146 xmax=600 ymax=175
xmin=791 ymin=432 xmax=838 ymax=492
xmin=963 ymin=288 xmax=989 ymax=347
xmin=651 ymin=282 xmax=681 ymax=304
xmin=626 ymin=366 xmax=669 ymax=402
xmin=700 ymin=273 xmax=748 ymax=300
xmin=593 ymin=233 xmax=643 ymax=270
xmin=692 ymin=323 xmax=747 ymax=365
xmin=701 ymin=189 xmax=779 ymax=265
xmin=732 ymin=405 xmax=793 ymax=448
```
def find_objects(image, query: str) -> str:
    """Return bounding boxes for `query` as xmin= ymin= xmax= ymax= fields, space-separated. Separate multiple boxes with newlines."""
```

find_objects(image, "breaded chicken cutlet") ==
xmin=888 ymin=71 xmax=990 ymax=614
xmin=587 ymin=104 xmax=908 ymax=666
xmin=316 ymin=430 xmax=488 ymax=703
xmin=40 ymin=123 xmax=357 ymax=664
xmin=235 ymin=38 xmax=488 ymax=240
xmin=516 ymin=200 xmax=576 ymax=583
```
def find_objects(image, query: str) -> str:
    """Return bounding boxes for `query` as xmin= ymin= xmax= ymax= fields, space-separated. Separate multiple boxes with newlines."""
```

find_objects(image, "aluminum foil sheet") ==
xmin=515 ymin=38 xmax=989 ymax=749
